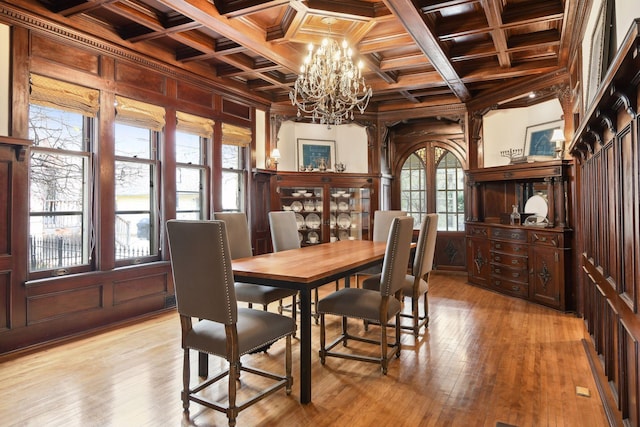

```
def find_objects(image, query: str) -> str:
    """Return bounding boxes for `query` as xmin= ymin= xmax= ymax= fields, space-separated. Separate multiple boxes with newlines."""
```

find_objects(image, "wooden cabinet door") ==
xmin=529 ymin=246 xmax=564 ymax=309
xmin=467 ymin=237 xmax=490 ymax=286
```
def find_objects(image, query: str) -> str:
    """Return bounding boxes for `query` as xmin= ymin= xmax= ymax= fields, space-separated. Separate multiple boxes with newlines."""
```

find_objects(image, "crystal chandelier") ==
xmin=289 ymin=18 xmax=372 ymax=126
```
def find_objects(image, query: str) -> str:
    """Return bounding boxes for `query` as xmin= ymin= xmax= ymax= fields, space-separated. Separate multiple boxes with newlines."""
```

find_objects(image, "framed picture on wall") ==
xmin=523 ymin=120 xmax=563 ymax=158
xmin=297 ymin=139 xmax=335 ymax=170
xmin=586 ymin=0 xmax=613 ymax=107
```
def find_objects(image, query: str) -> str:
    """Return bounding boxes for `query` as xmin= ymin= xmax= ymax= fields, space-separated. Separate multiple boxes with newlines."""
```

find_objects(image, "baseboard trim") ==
xmin=582 ymin=338 xmax=623 ymax=427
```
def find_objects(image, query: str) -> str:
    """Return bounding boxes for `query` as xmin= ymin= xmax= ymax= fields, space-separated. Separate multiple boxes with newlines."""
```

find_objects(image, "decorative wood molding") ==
xmin=0 ymin=136 xmax=31 ymax=161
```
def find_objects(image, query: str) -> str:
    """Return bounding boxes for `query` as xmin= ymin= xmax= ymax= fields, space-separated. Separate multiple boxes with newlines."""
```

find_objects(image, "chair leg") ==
xmin=319 ymin=314 xmax=326 ymax=364
xmin=380 ymin=318 xmax=388 ymax=374
xmin=277 ymin=299 xmax=283 ymax=314
xmin=182 ymin=348 xmax=190 ymax=411
xmin=395 ymin=312 xmax=401 ymax=357
xmin=285 ymin=334 xmax=292 ymax=394
xmin=228 ymin=360 xmax=239 ymax=427
xmin=424 ymin=292 xmax=429 ymax=327
xmin=412 ymin=296 xmax=420 ymax=337
xmin=342 ymin=316 xmax=348 ymax=346
xmin=292 ymin=295 xmax=297 ymax=338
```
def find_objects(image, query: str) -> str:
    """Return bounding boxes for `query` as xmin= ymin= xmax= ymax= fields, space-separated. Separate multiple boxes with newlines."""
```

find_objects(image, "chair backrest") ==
xmin=213 ymin=212 xmax=253 ymax=260
xmin=166 ymin=220 xmax=237 ymax=325
xmin=413 ymin=213 xmax=438 ymax=279
xmin=268 ymin=211 xmax=301 ymax=252
xmin=379 ymin=216 xmax=414 ymax=297
xmin=372 ymin=210 xmax=407 ymax=242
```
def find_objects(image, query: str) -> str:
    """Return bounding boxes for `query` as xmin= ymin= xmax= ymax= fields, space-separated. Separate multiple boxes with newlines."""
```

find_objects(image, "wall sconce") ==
xmin=550 ymin=128 xmax=565 ymax=159
xmin=269 ymin=147 xmax=281 ymax=170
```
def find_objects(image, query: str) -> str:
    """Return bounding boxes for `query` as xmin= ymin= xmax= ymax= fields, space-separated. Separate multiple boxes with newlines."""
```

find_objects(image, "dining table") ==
xmin=208 ymin=239 xmax=390 ymax=404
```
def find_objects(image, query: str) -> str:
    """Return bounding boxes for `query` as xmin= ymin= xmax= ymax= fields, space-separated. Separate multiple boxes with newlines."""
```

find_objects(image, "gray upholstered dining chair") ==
xmin=363 ymin=213 xmax=438 ymax=336
xmin=214 ymin=212 xmax=298 ymax=333
xmin=353 ymin=210 xmax=406 ymax=286
xmin=268 ymin=211 xmax=322 ymax=323
xmin=166 ymin=220 xmax=295 ymax=427
xmin=317 ymin=216 xmax=414 ymax=374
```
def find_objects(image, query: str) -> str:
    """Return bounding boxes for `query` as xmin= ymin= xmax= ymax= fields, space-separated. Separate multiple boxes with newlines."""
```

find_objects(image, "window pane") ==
xmin=435 ymin=151 xmax=465 ymax=231
xmin=115 ymin=161 xmax=151 ymax=210
xmin=221 ymin=142 xmax=245 ymax=213
xmin=176 ymin=131 xmax=202 ymax=164
xmin=222 ymin=144 xmax=240 ymax=168
xmin=177 ymin=167 xmax=203 ymax=218
xmin=115 ymin=123 xmax=152 ymax=159
xmin=28 ymin=106 xmax=89 ymax=273
xmin=29 ymin=105 xmax=84 ymax=151
xmin=222 ymin=170 xmax=240 ymax=211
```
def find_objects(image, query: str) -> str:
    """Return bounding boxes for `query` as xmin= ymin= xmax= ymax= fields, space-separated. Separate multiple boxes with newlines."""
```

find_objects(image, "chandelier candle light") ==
xmin=289 ymin=17 xmax=372 ymax=127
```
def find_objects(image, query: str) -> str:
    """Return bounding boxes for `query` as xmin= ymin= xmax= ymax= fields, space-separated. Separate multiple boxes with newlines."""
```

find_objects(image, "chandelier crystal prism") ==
xmin=289 ymin=18 xmax=372 ymax=126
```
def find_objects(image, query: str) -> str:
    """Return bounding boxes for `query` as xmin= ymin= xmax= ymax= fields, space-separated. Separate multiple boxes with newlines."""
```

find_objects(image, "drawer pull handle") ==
xmin=495 ymin=268 xmax=501 ymax=273
xmin=511 ymin=259 xmax=519 ymax=265
xmin=495 ymin=256 xmax=501 ymax=262
xmin=512 ymin=285 xmax=520 ymax=291
xmin=495 ymin=243 xmax=502 ymax=249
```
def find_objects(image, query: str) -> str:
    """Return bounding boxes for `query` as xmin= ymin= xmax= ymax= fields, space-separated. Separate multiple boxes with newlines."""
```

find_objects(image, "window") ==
xmin=175 ymin=111 xmax=213 ymax=220
xmin=220 ymin=123 xmax=251 ymax=213
xmin=114 ymin=96 xmax=165 ymax=262
xmin=400 ymin=146 xmax=465 ymax=231
xmin=28 ymin=105 xmax=92 ymax=273
xmin=114 ymin=123 xmax=159 ymax=261
xmin=27 ymin=75 xmax=99 ymax=276
xmin=400 ymin=149 xmax=427 ymax=227
xmin=221 ymin=144 xmax=245 ymax=212
xmin=435 ymin=150 xmax=465 ymax=231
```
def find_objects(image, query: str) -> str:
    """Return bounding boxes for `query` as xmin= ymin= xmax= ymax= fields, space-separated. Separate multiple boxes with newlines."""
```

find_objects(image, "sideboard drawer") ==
xmin=490 ymin=240 xmax=526 ymax=255
xmin=491 ymin=227 xmax=527 ymax=242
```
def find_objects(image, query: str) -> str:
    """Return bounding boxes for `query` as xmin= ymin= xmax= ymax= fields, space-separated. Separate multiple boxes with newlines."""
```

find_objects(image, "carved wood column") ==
xmin=545 ymin=177 xmax=555 ymax=227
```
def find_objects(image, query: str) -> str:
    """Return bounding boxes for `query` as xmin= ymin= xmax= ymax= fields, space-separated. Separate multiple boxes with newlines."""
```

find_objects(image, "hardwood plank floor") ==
xmin=0 ymin=273 xmax=607 ymax=427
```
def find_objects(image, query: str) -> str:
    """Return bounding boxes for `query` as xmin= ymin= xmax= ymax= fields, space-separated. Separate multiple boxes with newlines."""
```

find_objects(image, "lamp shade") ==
xmin=271 ymin=148 xmax=281 ymax=161
xmin=550 ymin=128 xmax=565 ymax=142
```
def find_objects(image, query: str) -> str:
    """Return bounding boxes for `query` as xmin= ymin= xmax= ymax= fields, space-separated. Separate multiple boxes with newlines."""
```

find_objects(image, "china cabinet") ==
xmin=465 ymin=160 xmax=574 ymax=311
xmin=270 ymin=172 xmax=378 ymax=246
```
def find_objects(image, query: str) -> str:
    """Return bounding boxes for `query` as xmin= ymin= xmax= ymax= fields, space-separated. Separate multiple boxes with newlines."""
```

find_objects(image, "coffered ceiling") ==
xmin=23 ymin=0 xmax=578 ymax=114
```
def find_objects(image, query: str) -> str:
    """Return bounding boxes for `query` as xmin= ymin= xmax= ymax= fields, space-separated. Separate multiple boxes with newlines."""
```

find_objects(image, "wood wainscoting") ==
xmin=569 ymin=20 xmax=640 ymax=427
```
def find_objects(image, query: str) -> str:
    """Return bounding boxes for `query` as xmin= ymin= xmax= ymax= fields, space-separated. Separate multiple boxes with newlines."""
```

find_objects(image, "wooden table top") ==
xmin=232 ymin=240 xmax=388 ymax=286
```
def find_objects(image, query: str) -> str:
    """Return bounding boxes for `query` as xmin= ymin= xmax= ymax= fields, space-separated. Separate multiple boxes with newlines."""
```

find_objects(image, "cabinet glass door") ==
xmin=278 ymin=186 xmax=323 ymax=245
xmin=329 ymin=186 xmax=370 ymax=242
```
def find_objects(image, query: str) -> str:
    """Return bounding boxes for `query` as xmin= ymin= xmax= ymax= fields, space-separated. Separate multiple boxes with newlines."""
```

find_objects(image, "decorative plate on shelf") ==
xmin=315 ymin=200 xmax=323 ymax=212
xmin=524 ymin=195 xmax=548 ymax=221
xmin=295 ymin=213 xmax=305 ymax=229
xmin=305 ymin=213 xmax=321 ymax=229
xmin=337 ymin=213 xmax=351 ymax=229
xmin=338 ymin=201 xmax=349 ymax=212
xmin=303 ymin=200 xmax=315 ymax=211
xmin=291 ymin=201 xmax=303 ymax=212
xmin=330 ymin=214 xmax=336 ymax=228
xmin=298 ymin=232 xmax=303 ymax=242
xmin=338 ymin=229 xmax=350 ymax=240
xmin=330 ymin=201 xmax=338 ymax=211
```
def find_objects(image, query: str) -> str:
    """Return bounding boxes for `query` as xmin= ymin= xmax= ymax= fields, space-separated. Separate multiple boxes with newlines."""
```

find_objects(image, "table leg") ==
xmin=298 ymin=288 xmax=312 ymax=403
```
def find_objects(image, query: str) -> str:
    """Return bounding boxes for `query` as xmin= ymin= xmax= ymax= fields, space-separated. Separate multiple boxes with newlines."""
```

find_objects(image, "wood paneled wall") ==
xmin=0 ymin=8 xmax=258 ymax=355
xmin=570 ymin=19 xmax=640 ymax=426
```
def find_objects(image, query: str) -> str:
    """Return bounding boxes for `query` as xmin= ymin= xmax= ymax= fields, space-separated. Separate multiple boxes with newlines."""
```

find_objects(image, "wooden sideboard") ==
xmin=465 ymin=160 xmax=573 ymax=311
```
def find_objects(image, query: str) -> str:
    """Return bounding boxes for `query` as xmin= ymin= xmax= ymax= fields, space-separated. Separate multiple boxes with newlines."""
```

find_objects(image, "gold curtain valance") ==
xmin=176 ymin=111 xmax=214 ymax=139
xmin=221 ymin=123 xmax=252 ymax=146
xmin=29 ymin=74 xmax=99 ymax=117
xmin=115 ymin=95 xmax=165 ymax=131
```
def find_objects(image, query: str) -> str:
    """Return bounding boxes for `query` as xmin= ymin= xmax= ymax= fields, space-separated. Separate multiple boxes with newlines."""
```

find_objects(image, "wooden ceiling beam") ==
xmin=383 ymin=0 xmax=471 ymax=102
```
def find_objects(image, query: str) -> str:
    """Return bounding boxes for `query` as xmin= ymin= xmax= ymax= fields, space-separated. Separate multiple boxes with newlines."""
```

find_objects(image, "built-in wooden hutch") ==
xmin=465 ymin=160 xmax=574 ymax=311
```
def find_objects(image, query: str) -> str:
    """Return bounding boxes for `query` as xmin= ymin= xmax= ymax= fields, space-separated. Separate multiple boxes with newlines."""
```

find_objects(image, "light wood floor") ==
xmin=0 ymin=273 xmax=607 ymax=427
